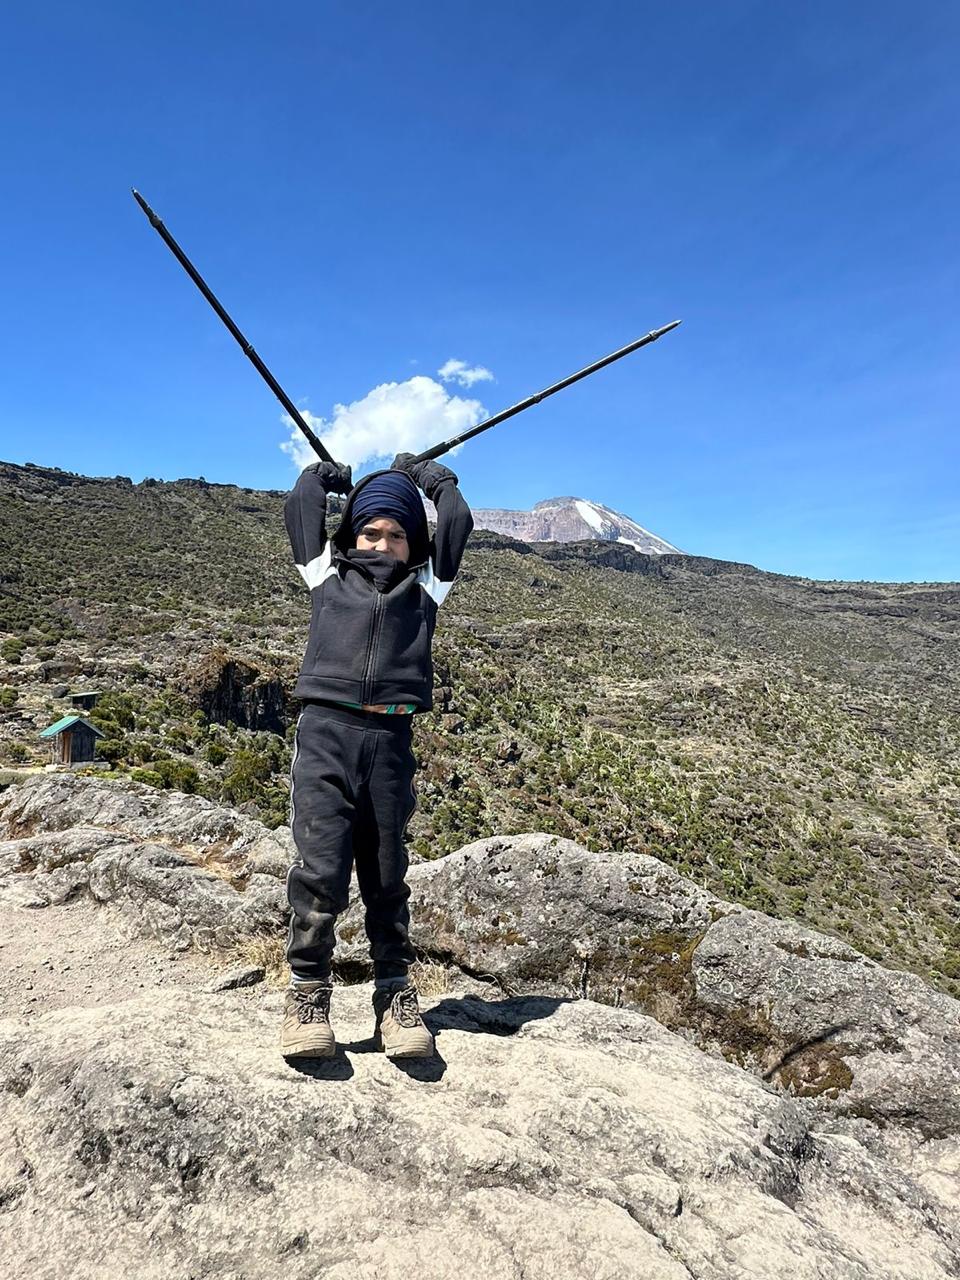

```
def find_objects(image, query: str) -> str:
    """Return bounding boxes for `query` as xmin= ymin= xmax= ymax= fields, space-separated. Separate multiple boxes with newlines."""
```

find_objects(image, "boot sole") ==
xmin=281 ymin=1041 xmax=337 ymax=1060
xmin=374 ymin=1033 xmax=434 ymax=1059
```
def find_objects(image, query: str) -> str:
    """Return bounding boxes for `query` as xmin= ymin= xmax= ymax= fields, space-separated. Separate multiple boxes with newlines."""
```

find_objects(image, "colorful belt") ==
xmin=336 ymin=701 xmax=416 ymax=715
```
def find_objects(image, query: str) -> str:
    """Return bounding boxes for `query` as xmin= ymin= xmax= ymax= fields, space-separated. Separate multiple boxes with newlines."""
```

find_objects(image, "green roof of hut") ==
xmin=40 ymin=715 xmax=105 ymax=739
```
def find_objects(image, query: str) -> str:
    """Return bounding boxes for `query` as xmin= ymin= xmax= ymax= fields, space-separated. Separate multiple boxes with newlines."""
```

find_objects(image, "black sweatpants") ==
xmin=286 ymin=700 xmax=418 ymax=982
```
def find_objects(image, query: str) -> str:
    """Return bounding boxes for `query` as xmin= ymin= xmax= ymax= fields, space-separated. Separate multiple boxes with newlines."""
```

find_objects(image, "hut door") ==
xmin=60 ymin=730 xmax=71 ymax=764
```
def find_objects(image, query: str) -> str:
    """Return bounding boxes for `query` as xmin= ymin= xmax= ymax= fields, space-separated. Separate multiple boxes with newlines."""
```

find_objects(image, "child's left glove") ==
xmin=391 ymin=453 xmax=459 ymax=501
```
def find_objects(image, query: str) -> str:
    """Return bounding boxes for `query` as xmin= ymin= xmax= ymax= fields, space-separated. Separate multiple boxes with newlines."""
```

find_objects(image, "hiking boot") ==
xmin=373 ymin=982 xmax=435 ymax=1058
xmin=280 ymin=980 xmax=336 ymax=1059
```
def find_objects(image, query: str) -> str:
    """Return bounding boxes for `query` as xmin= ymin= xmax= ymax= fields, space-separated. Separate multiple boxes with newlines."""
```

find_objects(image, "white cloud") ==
xmin=280 ymin=374 xmax=487 ymax=473
xmin=437 ymin=358 xmax=494 ymax=388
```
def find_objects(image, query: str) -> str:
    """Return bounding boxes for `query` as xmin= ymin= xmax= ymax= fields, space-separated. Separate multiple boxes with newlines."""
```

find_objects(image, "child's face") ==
xmin=355 ymin=517 xmax=410 ymax=562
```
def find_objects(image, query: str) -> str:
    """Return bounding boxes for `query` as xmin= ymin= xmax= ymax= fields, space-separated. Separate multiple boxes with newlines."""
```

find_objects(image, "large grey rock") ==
xmin=0 ymin=824 xmax=287 ymax=951
xmin=692 ymin=910 xmax=960 ymax=1138
xmin=337 ymin=834 xmax=960 ymax=1138
xmin=0 ymin=772 xmax=294 ymax=879
xmin=338 ymin=832 xmax=729 ymax=995
xmin=0 ymin=774 xmax=293 ymax=949
xmin=0 ymin=985 xmax=957 ymax=1280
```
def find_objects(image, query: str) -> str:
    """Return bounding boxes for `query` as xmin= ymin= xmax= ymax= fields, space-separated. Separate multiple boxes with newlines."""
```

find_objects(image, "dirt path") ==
xmin=0 ymin=900 xmax=266 ymax=1020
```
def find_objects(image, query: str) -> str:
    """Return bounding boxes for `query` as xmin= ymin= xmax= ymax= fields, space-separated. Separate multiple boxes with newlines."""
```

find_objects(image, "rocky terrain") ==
xmin=0 ymin=773 xmax=958 ymax=1278
xmin=1 ymin=459 xmax=959 ymax=1003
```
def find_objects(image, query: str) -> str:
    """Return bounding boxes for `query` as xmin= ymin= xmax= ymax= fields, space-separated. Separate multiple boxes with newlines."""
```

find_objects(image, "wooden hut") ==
xmin=68 ymin=690 xmax=101 ymax=712
xmin=39 ymin=715 xmax=104 ymax=765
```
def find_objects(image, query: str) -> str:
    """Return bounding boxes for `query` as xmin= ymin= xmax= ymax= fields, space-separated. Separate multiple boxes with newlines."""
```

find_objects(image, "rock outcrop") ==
xmin=1 ymin=982 xmax=958 ymax=1279
xmin=0 ymin=771 xmax=292 ymax=873
xmin=0 ymin=773 xmax=290 ymax=949
xmin=184 ymin=647 xmax=289 ymax=734
xmin=336 ymin=833 xmax=960 ymax=1139
xmin=3 ymin=777 xmax=958 ymax=1145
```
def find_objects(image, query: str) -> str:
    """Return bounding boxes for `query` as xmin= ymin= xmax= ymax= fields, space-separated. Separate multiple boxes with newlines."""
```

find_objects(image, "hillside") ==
xmin=1 ymin=460 xmax=958 ymax=996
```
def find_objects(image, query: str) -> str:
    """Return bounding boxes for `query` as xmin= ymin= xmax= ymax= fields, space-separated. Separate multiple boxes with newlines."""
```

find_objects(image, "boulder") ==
xmin=336 ymin=834 xmax=960 ymax=1137
xmin=0 ymin=827 xmax=286 ymax=950
xmin=0 ymin=771 xmax=294 ymax=880
xmin=350 ymin=833 xmax=729 ymax=1001
xmin=0 ymin=774 xmax=291 ymax=949
xmin=692 ymin=910 xmax=960 ymax=1138
xmin=0 ymin=985 xmax=956 ymax=1279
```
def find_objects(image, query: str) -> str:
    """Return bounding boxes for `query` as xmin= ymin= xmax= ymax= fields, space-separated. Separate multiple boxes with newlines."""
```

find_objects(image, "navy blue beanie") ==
xmin=350 ymin=472 xmax=426 ymax=551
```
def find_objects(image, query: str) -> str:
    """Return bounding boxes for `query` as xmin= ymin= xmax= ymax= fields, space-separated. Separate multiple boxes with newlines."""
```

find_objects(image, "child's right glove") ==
xmin=304 ymin=460 xmax=353 ymax=494
xmin=391 ymin=453 xmax=459 ymax=501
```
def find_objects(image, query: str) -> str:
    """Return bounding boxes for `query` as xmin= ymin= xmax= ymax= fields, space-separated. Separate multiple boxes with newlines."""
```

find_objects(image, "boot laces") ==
xmin=292 ymin=984 xmax=332 ymax=1024
xmin=392 ymin=985 xmax=423 ymax=1028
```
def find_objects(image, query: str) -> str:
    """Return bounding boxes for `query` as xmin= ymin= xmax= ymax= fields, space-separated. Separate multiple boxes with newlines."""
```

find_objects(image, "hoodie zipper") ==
xmin=359 ymin=590 xmax=384 ymax=704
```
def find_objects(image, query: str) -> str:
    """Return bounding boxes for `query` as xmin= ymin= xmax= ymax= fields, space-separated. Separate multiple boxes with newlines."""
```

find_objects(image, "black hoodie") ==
xmin=284 ymin=465 xmax=474 ymax=710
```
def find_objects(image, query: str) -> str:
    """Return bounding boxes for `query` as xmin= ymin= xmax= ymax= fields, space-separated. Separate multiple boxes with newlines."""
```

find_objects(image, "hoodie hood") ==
xmin=333 ymin=468 xmax=430 ymax=569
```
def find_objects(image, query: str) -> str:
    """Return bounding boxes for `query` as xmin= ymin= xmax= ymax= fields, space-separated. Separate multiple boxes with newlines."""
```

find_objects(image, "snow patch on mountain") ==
xmin=574 ymin=499 xmax=605 ymax=533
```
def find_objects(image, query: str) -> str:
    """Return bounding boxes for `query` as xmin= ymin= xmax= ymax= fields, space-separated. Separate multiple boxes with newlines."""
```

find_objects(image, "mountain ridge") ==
xmin=5 ymin=461 xmax=683 ymax=557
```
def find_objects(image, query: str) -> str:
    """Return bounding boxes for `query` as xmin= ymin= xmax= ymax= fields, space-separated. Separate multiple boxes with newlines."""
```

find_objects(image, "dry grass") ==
xmin=409 ymin=960 xmax=454 ymax=996
xmin=228 ymin=936 xmax=456 ymax=996
xmin=234 ymin=935 xmax=288 ymax=987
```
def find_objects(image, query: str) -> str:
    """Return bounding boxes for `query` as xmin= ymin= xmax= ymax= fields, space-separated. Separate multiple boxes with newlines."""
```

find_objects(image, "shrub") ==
xmin=91 ymin=691 xmax=140 ymax=732
xmin=1 ymin=638 xmax=26 ymax=664
xmin=0 ymin=687 xmax=18 ymax=709
xmin=153 ymin=759 xmax=201 ymax=794
xmin=131 ymin=768 xmax=164 ymax=788
xmin=97 ymin=738 xmax=126 ymax=765
xmin=221 ymin=748 xmax=274 ymax=805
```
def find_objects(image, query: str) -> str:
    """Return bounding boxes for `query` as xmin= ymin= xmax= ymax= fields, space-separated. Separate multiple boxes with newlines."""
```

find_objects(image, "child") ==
xmin=280 ymin=452 xmax=474 ymax=1058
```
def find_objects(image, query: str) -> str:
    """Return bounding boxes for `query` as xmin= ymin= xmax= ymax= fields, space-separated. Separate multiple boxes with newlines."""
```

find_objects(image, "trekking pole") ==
xmin=131 ymin=189 xmax=331 ymax=463
xmin=410 ymin=321 xmax=681 ymax=464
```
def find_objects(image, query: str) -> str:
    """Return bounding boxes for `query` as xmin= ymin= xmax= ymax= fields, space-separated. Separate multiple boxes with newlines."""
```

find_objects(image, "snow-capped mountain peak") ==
xmin=455 ymin=495 xmax=683 ymax=555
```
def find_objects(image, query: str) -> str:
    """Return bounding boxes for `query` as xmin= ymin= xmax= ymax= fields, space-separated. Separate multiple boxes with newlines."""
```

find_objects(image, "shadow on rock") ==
xmin=284 ymin=1050 xmax=355 ymax=1081
xmin=390 ymin=1050 xmax=447 ymax=1082
xmin=336 ymin=1034 xmax=448 ymax=1079
xmin=426 ymin=992 xmax=571 ymax=1037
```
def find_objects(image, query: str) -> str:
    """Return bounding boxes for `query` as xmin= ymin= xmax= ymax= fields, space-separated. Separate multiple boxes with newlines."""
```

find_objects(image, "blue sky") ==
xmin=0 ymin=2 xmax=957 ymax=581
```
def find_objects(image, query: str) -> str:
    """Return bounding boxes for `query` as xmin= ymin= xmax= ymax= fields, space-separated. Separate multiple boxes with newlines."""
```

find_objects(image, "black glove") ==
xmin=391 ymin=453 xmax=458 ymax=501
xmin=305 ymin=459 xmax=353 ymax=495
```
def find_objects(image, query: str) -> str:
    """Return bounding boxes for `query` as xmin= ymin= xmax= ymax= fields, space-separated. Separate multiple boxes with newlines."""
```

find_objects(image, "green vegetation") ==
xmin=1 ymin=638 xmax=26 ymax=665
